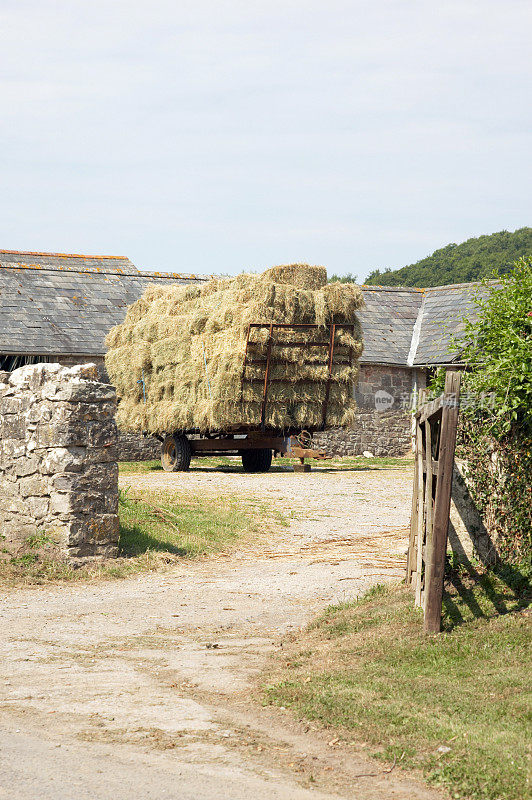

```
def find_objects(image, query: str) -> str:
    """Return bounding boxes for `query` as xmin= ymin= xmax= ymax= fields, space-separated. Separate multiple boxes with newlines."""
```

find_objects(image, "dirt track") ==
xmin=0 ymin=466 xmax=443 ymax=799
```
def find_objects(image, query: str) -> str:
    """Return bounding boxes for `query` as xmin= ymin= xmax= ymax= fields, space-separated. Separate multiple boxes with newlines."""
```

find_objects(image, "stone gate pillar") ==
xmin=0 ymin=363 xmax=119 ymax=563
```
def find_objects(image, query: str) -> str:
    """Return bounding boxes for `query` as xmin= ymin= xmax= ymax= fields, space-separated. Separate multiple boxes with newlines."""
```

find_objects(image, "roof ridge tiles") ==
xmin=361 ymin=284 xmax=423 ymax=293
xmin=0 ymin=260 xmax=211 ymax=281
xmin=423 ymin=279 xmax=500 ymax=291
xmin=0 ymin=249 xmax=128 ymax=259
xmin=137 ymin=269 xmax=212 ymax=281
xmin=362 ymin=278 xmax=499 ymax=292
xmin=0 ymin=261 xmax=139 ymax=276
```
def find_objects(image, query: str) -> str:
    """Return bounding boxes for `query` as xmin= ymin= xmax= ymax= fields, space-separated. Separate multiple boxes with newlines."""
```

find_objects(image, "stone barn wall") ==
xmin=314 ymin=364 xmax=421 ymax=457
xmin=117 ymin=433 xmax=161 ymax=461
xmin=0 ymin=363 xmax=119 ymax=563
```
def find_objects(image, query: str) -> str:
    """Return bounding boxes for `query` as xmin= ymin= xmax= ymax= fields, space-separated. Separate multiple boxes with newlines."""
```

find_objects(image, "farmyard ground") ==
xmin=0 ymin=462 xmax=447 ymax=800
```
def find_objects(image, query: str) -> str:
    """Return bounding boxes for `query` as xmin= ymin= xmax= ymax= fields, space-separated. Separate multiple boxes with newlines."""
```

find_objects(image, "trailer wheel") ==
xmin=161 ymin=434 xmax=192 ymax=472
xmin=240 ymin=448 xmax=272 ymax=473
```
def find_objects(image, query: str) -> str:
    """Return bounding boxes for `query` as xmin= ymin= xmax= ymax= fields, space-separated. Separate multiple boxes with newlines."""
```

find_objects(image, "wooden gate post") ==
xmin=423 ymin=371 xmax=461 ymax=633
xmin=406 ymin=371 xmax=461 ymax=633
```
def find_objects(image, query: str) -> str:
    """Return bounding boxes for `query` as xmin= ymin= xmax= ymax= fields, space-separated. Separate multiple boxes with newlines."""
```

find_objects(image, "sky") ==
xmin=1 ymin=0 xmax=531 ymax=281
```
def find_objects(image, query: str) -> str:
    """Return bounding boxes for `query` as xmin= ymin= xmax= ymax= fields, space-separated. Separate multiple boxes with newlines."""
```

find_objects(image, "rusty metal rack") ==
xmin=157 ymin=322 xmax=356 ymax=472
xmin=241 ymin=323 xmax=355 ymax=432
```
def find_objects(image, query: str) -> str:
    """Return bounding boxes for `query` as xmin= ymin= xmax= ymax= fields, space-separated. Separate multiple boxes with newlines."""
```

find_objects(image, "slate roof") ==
xmin=411 ymin=282 xmax=493 ymax=366
xmin=0 ymin=250 xmax=489 ymax=366
xmin=0 ymin=251 xmax=208 ymax=357
xmin=358 ymin=287 xmax=423 ymax=365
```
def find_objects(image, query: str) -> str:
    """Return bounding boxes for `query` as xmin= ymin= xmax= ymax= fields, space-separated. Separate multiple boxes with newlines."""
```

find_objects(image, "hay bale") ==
xmin=105 ymin=265 xmax=364 ymax=434
xmin=263 ymin=263 xmax=327 ymax=289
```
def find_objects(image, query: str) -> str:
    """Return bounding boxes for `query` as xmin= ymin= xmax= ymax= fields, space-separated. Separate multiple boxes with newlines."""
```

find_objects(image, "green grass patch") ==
xmin=117 ymin=486 xmax=268 ymax=558
xmin=118 ymin=460 xmax=164 ymax=473
xmin=0 ymin=486 xmax=281 ymax=586
xmin=264 ymin=570 xmax=531 ymax=800
xmin=118 ymin=455 xmax=414 ymax=475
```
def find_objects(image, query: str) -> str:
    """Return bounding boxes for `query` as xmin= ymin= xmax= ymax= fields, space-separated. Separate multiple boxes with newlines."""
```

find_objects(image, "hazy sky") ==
xmin=1 ymin=1 xmax=530 ymax=280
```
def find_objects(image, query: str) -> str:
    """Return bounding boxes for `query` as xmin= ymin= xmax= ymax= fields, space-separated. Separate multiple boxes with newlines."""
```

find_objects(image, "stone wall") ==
xmin=315 ymin=364 xmax=422 ymax=457
xmin=314 ymin=410 xmax=412 ymax=457
xmin=448 ymin=460 xmax=496 ymax=565
xmin=0 ymin=363 xmax=119 ymax=563
xmin=56 ymin=354 xmax=106 ymax=379
xmin=117 ymin=433 xmax=161 ymax=462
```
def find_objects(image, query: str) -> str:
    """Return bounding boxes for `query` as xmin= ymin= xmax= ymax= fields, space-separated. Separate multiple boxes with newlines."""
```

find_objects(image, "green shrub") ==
xmin=429 ymin=257 xmax=532 ymax=567
xmin=458 ymin=256 xmax=532 ymax=436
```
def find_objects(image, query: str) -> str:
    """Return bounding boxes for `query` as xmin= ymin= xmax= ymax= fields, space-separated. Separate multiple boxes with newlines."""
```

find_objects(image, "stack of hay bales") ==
xmin=105 ymin=264 xmax=364 ymax=434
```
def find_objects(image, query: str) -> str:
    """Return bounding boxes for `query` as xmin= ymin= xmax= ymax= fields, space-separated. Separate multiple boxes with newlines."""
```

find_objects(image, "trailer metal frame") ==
xmin=242 ymin=322 xmax=355 ymax=432
xmin=158 ymin=323 xmax=353 ymax=471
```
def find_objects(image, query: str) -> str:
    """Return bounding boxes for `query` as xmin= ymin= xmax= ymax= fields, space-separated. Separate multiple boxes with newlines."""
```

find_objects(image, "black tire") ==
xmin=240 ymin=448 xmax=272 ymax=473
xmin=161 ymin=434 xmax=192 ymax=472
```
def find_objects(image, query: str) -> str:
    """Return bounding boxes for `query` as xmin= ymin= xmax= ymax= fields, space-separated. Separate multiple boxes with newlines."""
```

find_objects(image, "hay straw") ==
xmin=105 ymin=264 xmax=363 ymax=434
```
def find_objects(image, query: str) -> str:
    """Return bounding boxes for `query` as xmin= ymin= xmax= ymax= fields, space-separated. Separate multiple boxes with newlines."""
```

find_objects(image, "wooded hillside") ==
xmin=359 ymin=228 xmax=532 ymax=287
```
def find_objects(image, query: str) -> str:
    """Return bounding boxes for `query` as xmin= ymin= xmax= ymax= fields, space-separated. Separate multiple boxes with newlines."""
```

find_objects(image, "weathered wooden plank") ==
xmin=422 ymin=457 xmax=439 ymax=475
xmin=406 ymin=447 xmax=419 ymax=584
xmin=414 ymin=416 xmax=425 ymax=607
xmin=415 ymin=395 xmax=443 ymax=423
xmin=423 ymin=418 xmax=434 ymax=612
xmin=423 ymin=371 xmax=461 ymax=634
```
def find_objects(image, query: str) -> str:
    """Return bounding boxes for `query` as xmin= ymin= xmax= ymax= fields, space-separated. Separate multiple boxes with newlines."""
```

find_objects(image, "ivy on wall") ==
xmin=455 ymin=420 xmax=532 ymax=567
xmin=430 ymin=257 xmax=532 ymax=568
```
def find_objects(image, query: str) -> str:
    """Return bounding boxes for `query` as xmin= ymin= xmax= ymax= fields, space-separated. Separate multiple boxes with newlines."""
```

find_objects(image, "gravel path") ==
xmin=0 ymin=466 xmax=443 ymax=800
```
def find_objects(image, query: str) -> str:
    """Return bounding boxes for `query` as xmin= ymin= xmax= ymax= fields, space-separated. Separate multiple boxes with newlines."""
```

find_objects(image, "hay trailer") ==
xmin=158 ymin=322 xmax=351 ymax=473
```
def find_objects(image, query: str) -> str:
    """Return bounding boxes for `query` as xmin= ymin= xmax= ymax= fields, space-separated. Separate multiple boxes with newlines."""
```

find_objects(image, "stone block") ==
xmin=0 ymin=494 xmax=26 ymax=515
xmin=1 ymin=518 xmax=39 ymax=546
xmin=1 ymin=397 xmax=26 ymax=414
xmin=85 ymin=444 xmax=118 ymax=464
xmin=67 ymin=514 xmax=119 ymax=546
xmin=43 ymin=381 xmax=116 ymax=404
xmin=13 ymin=455 xmax=41 ymax=477
xmin=49 ymin=492 xmax=73 ymax=516
xmin=8 ymin=363 xmax=60 ymax=390
xmin=26 ymin=496 xmax=50 ymax=519
xmin=24 ymin=400 xmax=53 ymax=425
xmin=19 ymin=474 xmax=48 ymax=497
xmin=51 ymin=489 xmax=116 ymax=517
xmin=65 ymin=363 xmax=100 ymax=379
xmin=86 ymin=420 xmax=117 ymax=448
xmin=1 ymin=438 xmax=26 ymax=459
xmin=35 ymin=421 xmax=92 ymax=448
xmin=72 ymin=401 xmax=117 ymax=422
xmin=40 ymin=447 xmax=86 ymax=474
xmin=51 ymin=462 xmax=117 ymax=494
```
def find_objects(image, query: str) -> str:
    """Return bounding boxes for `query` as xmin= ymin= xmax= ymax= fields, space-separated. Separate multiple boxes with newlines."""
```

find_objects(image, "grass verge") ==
xmin=0 ymin=486 xmax=283 ymax=586
xmin=118 ymin=454 xmax=414 ymax=474
xmin=263 ymin=568 xmax=531 ymax=800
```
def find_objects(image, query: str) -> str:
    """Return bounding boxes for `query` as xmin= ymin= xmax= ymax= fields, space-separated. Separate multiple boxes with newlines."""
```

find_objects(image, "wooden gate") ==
xmin=406 ymin=371 xmax=461 ymax=633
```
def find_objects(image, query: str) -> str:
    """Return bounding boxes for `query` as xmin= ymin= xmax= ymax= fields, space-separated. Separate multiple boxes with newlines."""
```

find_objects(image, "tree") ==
xmin=362 ymin=228 xmax=532 ymax=287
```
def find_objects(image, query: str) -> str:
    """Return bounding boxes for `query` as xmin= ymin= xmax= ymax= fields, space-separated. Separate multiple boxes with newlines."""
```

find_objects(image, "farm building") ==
xmin=0 ymin=249 xmax=487 ymax=458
